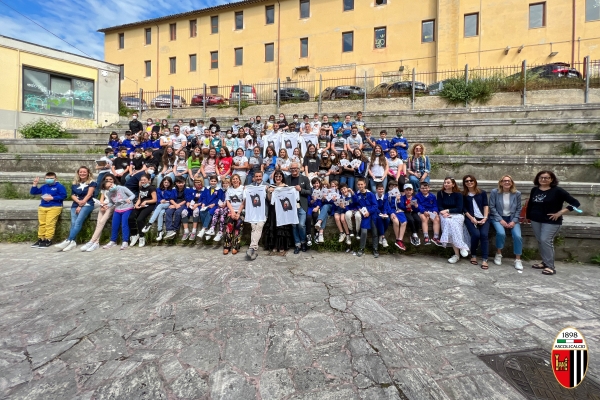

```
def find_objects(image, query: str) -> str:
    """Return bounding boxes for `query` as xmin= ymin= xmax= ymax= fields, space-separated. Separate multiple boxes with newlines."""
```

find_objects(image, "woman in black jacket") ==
xmin=526 ymin=170 xmax=580 ymax=275
xmin=462 ymin=175 xmax=490 ymax=269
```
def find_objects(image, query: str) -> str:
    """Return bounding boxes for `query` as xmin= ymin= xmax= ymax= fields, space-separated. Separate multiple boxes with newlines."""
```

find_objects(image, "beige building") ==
xmin=100 ymin=0 xmax=600 ymax=93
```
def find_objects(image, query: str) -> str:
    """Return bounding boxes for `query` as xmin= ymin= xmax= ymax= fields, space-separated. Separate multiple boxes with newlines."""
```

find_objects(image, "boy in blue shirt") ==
xmin=414 ymin=182 xmax=441 ymax=245
xmin=353 ymin=178 xmax=379 ymax=258
xmin=376 ymin=130 xmax=391 ymax=158
xmin=373 ymin=183 xmax=393 ymax=248
xmin=30 ymin=172 xmax=67 ymax=248
xmin=390 ymin=128 xmax=409 ymax=161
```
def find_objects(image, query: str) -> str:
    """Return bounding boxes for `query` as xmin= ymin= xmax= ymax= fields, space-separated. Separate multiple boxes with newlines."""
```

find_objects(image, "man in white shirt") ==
xmin=170 ymin=125 xmax=188 ymax=151
xmin=242 ymin=171 xmax=267 ymax=260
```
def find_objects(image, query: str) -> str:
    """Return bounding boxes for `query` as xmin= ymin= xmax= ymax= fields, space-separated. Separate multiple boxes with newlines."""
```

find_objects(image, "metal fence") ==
xmin=122 ymin=57 xmax=599 ymax=114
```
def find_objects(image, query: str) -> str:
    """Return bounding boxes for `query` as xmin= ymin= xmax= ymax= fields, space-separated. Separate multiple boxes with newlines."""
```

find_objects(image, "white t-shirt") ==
xmin=281 ymin=132 xmax=299 ymax=154
xmin=388 ymin=157 xmax=403 ymax=176
xmin=244 ymin=184 xmax=267 ymax=223
xmin=469 ymin=193 xmax=484 ymax=218
xmin=370 ymin=158 xmax=385 ymax=179
xmin=271 ymin=186 xmax=299 ymax=226
xmin=170 ymin=133 xmax=186 ymax=150
xmin=310 ymin=121 xmax=321 ymax=134
xmin=502 ymin=193 xmax=511 ymax=217
xmin=277 ymin=157 xmax=291 ymax=176
xmin=347 ymin=135 xmax=362 ymax=150
xmin=226 ymin=185 xmax=245 ymax=212
xmin=174 ymin=158 xmax=188 ymax=173
xmin=331 ymin=137 xmax=346 ymax=152
xmin=233 ymin=156 xmax=249 ymax=172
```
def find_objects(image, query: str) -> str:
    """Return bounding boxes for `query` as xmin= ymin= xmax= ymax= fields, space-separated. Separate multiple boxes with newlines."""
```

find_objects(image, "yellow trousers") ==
xmin=37 ymin=206 xmax=62 ymax=240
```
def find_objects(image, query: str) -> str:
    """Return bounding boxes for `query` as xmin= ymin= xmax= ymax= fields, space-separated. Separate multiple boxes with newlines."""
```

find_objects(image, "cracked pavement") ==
xmin=1 ymin=243 xmax=600 ymax=399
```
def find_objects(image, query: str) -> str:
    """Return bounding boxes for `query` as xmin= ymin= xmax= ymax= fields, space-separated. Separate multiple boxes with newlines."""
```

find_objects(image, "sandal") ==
xmin=542 ymin=268 xmax=556 ymax=275
xmin=470 ymin=258 xmax=479 ymax=266
xmin=481 ymin=262 xmax=489 ymax=270
xmin=532 ymin=262 xmax=546 ymax=269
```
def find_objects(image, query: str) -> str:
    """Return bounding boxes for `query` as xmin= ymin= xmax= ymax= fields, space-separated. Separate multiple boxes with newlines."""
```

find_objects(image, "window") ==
xmin=169 ymin=57 xmax=176 ymax=74
xmin=464 ymin=13 xmax=479 ymax=37
xmin=265 ymin=43 xmax=274 ymax=62
xmin=343 ymin=0 xmax=354 ymax=11
xmin=144 ymin=28 xmax=151 ymax=45
xmin=587 ymin=0 xmax=600 ymax=21
xmin=235 ymin=48 xmax=243 ymax=66
xmin=145 ymin=60 xmax=151 ymax=77
xmin=22 ymin=67 xmax=95 ymax=119
xmin=300 ymin=38 xmax=308 ymax=57
xmin=211 ymin=16 xmax=219 ymax=33
xmin=210 ymin=86 xmax=219 ymax=94
xmin=190 ymin=54 xmax=197 ymax=72
xmin=119 ymin=65 xmax=124 ymax=80
xmin=190 ymin=19 xmax=197 ymax=37
xmin=118 ymin=33 xmax=124 ymax=49
xmin=300 ymin=0 xmax=310 ymax=18
xmin=211 ymin=51 xmax=219 ymax=68
xmin=342 ymin=31 xmax=353 ymax=52
xmin=266 ymin=5 xmax=275 ymax=24
xmin=375 ymin=0 xmax=387 ymax=5
xmin=374 ymin=27 xmax=386 ymax=48
xmin=169 ymin=23 xmax=177 ymax=40
xmin=529 ymin=3 xmax=545 ymax=28
xmin=422 ymin=20 xmax=435 ymax=42
xmin=235 ymin=11 xmax=243 ymax=30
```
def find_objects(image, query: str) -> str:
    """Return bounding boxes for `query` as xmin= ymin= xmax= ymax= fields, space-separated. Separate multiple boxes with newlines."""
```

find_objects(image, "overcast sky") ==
xmin=0 ymin=0 xmax=238 ymax=60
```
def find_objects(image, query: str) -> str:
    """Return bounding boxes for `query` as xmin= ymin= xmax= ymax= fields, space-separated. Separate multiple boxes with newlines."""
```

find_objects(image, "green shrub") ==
xmin=0 ymin=142 xmax=7 ymax=153
xmin=19 ymin=119 xmax=71 ymax=139
xmin=119 ymin=101 xmax=135 ymax=117
xmin=0 ymin=183 xmax=24 ymax=199
xmin=439 ymin=76 xmax=498 ymax=105
xmin=561 ymin=142 xmax=584 ymax=156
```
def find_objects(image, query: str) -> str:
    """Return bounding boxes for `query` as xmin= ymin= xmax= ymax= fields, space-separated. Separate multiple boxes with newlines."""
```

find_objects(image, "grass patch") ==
xmin=0 ymin=143 xmax=8 ymax=153
xmin=520 ymin=248 xmax=538 ymax=261
xmin=0 ymin=183 xmax=30 ymax=199
xmin=431 ymin=147 xmax=446 ymax=155
xmin=591 ymin=253 xmax=600 ymax=265
xmin=430 ymin=137 xmax=441 ymax=146
xmin=561 ymin=142 xmax=585 ymax=156
xmin=593 ymin=160 xmax=600 ymax=168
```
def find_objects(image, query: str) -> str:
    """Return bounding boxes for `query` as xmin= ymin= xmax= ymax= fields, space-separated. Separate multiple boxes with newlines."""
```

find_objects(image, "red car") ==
xmin=191 ymin=94 xmax=227 ymax=106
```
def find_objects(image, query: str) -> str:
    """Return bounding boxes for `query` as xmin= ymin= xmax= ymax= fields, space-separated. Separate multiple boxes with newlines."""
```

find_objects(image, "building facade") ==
xmin=0 ymin=35 xmax=121 ymax=137
xmin=101 ymin=0 xmax=600 ymax=93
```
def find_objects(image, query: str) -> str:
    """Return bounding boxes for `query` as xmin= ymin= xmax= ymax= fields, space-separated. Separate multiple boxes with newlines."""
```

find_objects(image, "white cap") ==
xmin=403 ymin=183 xmax=413 ymax=190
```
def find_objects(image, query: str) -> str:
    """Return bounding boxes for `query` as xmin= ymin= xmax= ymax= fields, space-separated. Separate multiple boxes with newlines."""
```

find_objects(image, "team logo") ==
xmin=552 ymin=327 xmax=588 ymax=388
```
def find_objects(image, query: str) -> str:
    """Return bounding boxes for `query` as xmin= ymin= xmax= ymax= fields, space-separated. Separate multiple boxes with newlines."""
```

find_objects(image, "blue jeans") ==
xmin=292 ymin=208 xmax=307 ymax=246
xmin=95 ymin=171 xmax=109 ymax=197
xmin=409 ymin=175 xmax=430 ymax=191
xmin=340 ymin=176 xmax=355 ymax=191
xmin=465 ymin=217 xmax=490 ymax=260
xmin=374 ymin=215 xmax=391 ymax=237
xmin=263 ymin=168 xmax=274 ymax=184
xmin=166 ymin=207 xmax=184 ymax=232
xmin=316 ymin=204 xmax=332 ymax=230
xmin=68 ymin=204 xmax=94 ymax=241
xmin=111 ymin=209 xmax=132 ymax=242
xmin=149 ymin=203 xmax=170 ymax=231
xmin=370 ymin=177 xmax=387 ymax=194
xmin=199 ymin=209 xmax=213 ymax=228
xmin=491 ymin=217 xmax=523 ymax=256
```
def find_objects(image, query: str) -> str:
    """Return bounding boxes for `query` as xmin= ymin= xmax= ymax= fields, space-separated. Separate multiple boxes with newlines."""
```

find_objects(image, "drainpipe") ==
xmin=156 ymin=24 xmax=160 ymax=91
xmin=15 ymin=49 xmax=21 ymax=138
xmin=571 ymin=0 xmax=576 ymax=66
xmin=276 ymin=0 xmax=281 ymax=84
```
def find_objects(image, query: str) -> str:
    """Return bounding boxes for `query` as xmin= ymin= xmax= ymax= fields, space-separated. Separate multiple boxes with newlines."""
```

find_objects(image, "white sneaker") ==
xmin=86 ymin=242 xmax=99 ymax=252
xmin=460 ymin=249 xmax=469 ymax=258
xmin=54 ymin=239 xmax=71 ymax=249
xmin=345 ymin=235 xmax=351 ymax=245
xmin=139 ymin=237 xmax=145 ymax=247
xmin=494 ymin=253 xmax=503 ymax=266
xmin=338 ymin=232 xmax=346 ymax=243
xmin=62 ymin=241 xmax=77 ymax=252
xmin=165 ymin=231 xmax=176 ymax=239
xmin=156 ymin=231 xmax=164 ymax=241
xmin=141 ymin=223 xmax=152 ymax=233
xmin=181 ymin=232 xmax=190 ymax=241
xmin=198 ymin=228 xmax=206 ymax=238
xmin=378 ymin=236 xmax=383 ymax=245
xmin=214 ymin=232 xmax=223 ymax=242
xmin=448 ymin=255 xmax=460 ymax=264
xmin=129 ymin=235 xmax=139 ymax=246
xmin=381 ymin=238 xmax=389 ymax=248
xmin=120 ymin=242 xmax=128 ymax=250
xmin=80 ymin=242 xmax=92 ymax=251
xmin=103 ymin=241 xmax=117 ymax=249
xmin=318 ymin=233 xmax=324 ymax=243
xmin=206 ymin=227 xmax=215 ymax=236
xmin=514 ymin=259 xmax=523 ymax=270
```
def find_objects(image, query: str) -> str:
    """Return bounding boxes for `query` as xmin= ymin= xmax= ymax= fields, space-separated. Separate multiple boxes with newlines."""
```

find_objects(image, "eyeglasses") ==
xmin=290 ymin=168 xmax=299 ymax=170
xmin=502 ymin=180 xmax=512 ymax=183
xmin=539 ymin=176 xmax=552 ymax=180
xmin=464 ymin=179 xmax=474 ymax=183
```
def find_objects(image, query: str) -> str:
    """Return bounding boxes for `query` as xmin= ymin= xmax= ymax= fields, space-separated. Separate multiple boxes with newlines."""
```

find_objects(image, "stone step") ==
xmin=0 ymin=200 xmax=597 ymax=262
xmin=0 ymin=139 xmax=107 ymax=153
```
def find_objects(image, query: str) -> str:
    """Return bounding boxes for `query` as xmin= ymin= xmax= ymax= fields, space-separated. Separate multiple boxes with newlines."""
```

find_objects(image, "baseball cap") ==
xmin=404 ymin=184 xmax=413 ymax=190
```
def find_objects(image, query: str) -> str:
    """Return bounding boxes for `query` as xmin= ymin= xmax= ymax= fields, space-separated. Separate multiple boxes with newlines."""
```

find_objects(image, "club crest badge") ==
xmin=552 ymin=327 xmax=588 ymax=389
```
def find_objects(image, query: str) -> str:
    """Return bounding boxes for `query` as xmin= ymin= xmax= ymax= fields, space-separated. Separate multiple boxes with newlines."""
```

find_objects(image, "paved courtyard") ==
xmin=1 ymin=243 xmax=600 ymax=400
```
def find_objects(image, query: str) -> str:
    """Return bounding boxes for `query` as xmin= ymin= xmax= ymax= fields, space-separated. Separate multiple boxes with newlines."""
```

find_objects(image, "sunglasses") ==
xmin=464 ymin=179 xmax=474 ymax=183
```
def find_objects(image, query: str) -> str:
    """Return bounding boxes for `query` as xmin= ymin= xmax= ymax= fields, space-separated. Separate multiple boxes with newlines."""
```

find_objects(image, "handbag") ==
xmin=519 ymin=199 xmax=529 ymax=223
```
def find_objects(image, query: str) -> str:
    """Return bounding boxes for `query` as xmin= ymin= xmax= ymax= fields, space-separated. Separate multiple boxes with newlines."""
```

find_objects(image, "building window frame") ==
xmin=300 ymin=37 xmax=308 ymax=57
xmin=343 ymin=0 xmax=354 ymax=11
xmin=189 ymin=19 xmax=197 ymax=37
xmin=118 ymin=33 xmax=124 ymax=49
xmin=211 ymin=16 xmax=219 ymax=33
xmin=342 ymin=31 xmax=353 ymax=52
xmin=144 ymin=28 xmax=151 ymax=45
xmin=375 ymin=0 xmax=387 ymax=6
xmin=234 ymin=47 xmax=243 ymax=66
xmin=169 ymin=23 xmax=177 ymax=41
xmin=374 ymin=27 xmax=386 ymax=49
xmin=266 ymin=5 xmax=275 ymax=24
xmin=189 ymin=54 xmax=197 ymax=72
xmin=529 ymin=2 xmax=546 ymax=29
xmin=421 ymin=19 xmax=435 ymax=43
xmin=235 ymin=11 xmax=244 ymax=30
xmin=265 ymin=43 xmax=274 ymax=62
xmin=169 ymin=57 xmax=177 ymax=74
xmin=210 ymin=51 xmax=219 ymax=69
xmin=587 ymin=0 xmax=600 ymax=21
xmin=145 ymin=60 xmax=152 ymax=77
xmin=464 ymin=12 xmax=479 ymax=37
xmin=119 ymin=65 xmax=124 ymax=81
xmin=300 ymin=0 xmax=310 ymax=19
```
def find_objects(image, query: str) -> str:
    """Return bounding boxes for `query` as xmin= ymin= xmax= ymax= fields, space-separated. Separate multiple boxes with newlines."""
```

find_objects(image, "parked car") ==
xmin=121 ymin=96 xmax=148 ymax=110
xmin=229 ymin=85 xmax=258 ymax=103
xmin=427 ymin=79 xmax=451 ymax=95
xmin=369 ymin=82 xmax=427 ymax=98
xmin=191 ymin=94 xmax=227 ymax=106
xmin=320 ymin=85 xmax=365 ymax=100
xmin=274 ymin=87 xmax=310 ymax=102
xmin=150 ymin=94 xmax=186 ymax=108
xmin=528 ymin=63 xmax=582 ymax=79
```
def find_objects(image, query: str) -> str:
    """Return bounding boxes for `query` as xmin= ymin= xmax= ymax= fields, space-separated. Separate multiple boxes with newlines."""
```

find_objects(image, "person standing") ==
xmin=243 ymin=171 xmax=267 ymax=260
xmin=526 ymin=170 xmax=580 ymax=275
xmin=285 ymin=162 xmax=311 ymax=254
xmin=489 ymin=175 xmax=523 ymax=271
xmin=30 ymin=172 xmax=67 ymax=248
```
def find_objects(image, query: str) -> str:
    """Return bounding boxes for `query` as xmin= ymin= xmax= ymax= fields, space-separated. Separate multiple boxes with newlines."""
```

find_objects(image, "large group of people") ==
xmin=29 ymin=112 xmax=580 ymax=274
